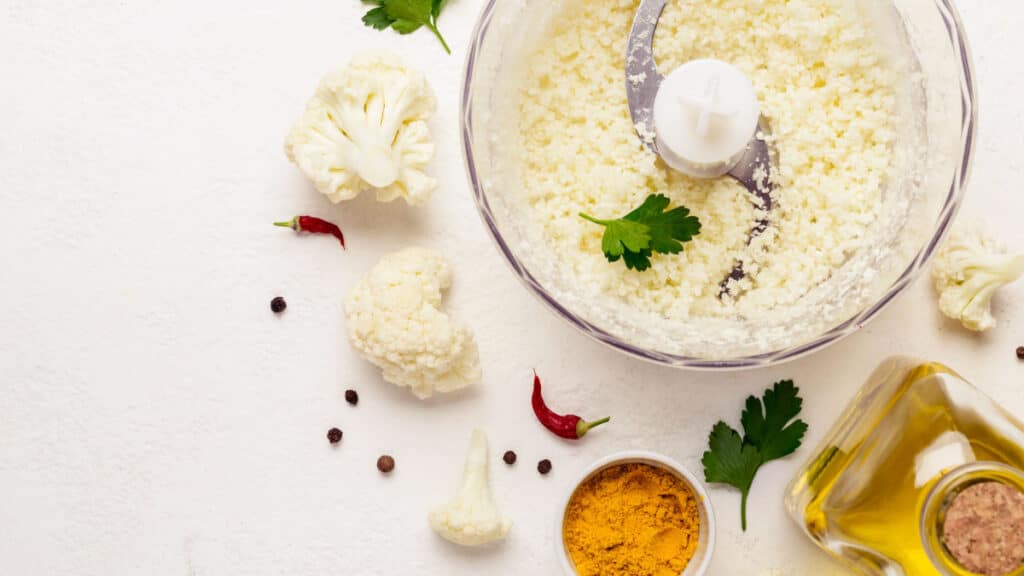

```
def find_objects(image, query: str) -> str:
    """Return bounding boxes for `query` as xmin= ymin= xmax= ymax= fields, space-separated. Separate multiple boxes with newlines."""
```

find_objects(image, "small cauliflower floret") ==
xmin=345 ymin=247 xmax=481 ymax=398
xmin=932 ymin=220 xmax=1024 ymax=332
xmin=285 ymin=51 xmax=437 ymax=206
xmin=429 ymin=430 xmax=511 ymax=546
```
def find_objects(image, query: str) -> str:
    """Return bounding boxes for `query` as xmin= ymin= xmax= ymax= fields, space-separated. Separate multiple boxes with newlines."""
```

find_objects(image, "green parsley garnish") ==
xmin=579 ymin=194 xmax=701 ymax=272
xmin=702 ymin=380 xmax=808 ymax=531
xmin=361 ymin=0 xmax=451 ymax=54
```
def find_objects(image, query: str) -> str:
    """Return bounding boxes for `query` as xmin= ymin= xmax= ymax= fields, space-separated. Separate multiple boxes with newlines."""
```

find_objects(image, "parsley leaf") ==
xmin=382 ymin=0 xmax=430 ymax=22
xmin=390 ymin=19 xmax=423 ymax=34
xmin=702 ymin=422 xmax=761 ymax=530
xmin=702 ymin=381 xmax=808 ymax=531
xmin=741 ymin=379 xmax=808 ymax=461
xmin=598 ymin=219 xmax=651 ymax=258
xmin=359 ymin=0 xmax=451 ymax=54
xmin=622 ymin=248 xmax=657 ymax=272
xmin=580 ymin=194 xmax=701 ymax=272
xmin=361 ymin=7 xmax=394 ymax=30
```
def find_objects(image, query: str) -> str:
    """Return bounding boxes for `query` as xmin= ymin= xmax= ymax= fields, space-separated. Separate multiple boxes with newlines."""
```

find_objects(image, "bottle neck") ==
xmin=920 ymin=462 xmax=1024 ymax=575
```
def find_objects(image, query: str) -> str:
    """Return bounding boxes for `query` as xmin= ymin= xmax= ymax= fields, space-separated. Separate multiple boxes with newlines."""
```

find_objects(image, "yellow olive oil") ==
xmin=785 ymin=358 xmax=1024 ymax=575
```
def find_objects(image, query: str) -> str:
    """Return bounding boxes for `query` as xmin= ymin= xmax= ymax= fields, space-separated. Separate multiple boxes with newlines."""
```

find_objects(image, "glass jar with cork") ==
xmin=786 ymin=357 xmax=1024 ymax=575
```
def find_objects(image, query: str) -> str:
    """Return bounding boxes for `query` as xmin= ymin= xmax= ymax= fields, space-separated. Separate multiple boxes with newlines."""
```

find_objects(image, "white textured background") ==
xmin=2 ymin=1 xmax=1023 ymax=574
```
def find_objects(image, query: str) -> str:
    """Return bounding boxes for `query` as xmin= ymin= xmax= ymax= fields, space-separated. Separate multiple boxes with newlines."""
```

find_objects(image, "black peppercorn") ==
xmin=537 ymin=459 xmax=552 ymax=475
xmin=503 ymin=451 xmax=517 ymax=465
xmin=1017 ymin=346 xmax=1024 ymax=360
xmin=377 ymin=455 xmax=395 ymax=474
xmin=326 ymin=428 xmax=343 ymax=444
xmin=270 ymin=296 xmax=287 ymax=314
xmin=345 ymin=389 xmax=359 ymax=405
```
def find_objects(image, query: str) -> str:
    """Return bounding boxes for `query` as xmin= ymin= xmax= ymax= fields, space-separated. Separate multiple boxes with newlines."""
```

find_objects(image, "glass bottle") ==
xmin=785 ymin=357 xmax=1024 ymax=575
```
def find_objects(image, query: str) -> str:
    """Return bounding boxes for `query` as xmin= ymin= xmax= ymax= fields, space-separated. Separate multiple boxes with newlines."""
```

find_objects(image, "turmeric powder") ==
xmin=563 ymin=463 xmax=701 ymax=576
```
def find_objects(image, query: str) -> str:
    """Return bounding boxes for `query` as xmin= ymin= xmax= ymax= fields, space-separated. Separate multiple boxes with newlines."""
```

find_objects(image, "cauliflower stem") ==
xmin=428 ymin=430 xmax=511 ymax=547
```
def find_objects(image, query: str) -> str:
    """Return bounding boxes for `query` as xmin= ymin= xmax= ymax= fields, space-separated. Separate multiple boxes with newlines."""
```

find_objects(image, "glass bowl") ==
xmin=461 ymin=0 xmax=975 ymax=369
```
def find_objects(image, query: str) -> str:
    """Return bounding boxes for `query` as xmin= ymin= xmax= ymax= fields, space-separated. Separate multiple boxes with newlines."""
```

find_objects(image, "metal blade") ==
xmin=626 ymin=0 xmax=668 ymax=154
xmin=625 ymin=0 xmax=776 ymax=297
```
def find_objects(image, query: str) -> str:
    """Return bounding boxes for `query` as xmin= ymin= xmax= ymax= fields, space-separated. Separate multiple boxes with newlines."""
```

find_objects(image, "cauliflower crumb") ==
xmin=344 ymin=248 xmax=482 ymax=398
xmin=285 ymin=51 xmax=438 ymax=206
xmin=517 ymin=0 xmax=896 ymax=318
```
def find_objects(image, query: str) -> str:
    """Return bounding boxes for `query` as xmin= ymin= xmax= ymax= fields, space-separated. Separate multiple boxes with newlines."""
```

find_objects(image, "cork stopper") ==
xmin=942 ymin=482 xmax=1024 ymax=576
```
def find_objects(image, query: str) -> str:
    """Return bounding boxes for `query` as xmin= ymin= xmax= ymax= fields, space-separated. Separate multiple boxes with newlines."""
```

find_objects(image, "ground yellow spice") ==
xmin=563 ymin=463 xmax=701 ymax=576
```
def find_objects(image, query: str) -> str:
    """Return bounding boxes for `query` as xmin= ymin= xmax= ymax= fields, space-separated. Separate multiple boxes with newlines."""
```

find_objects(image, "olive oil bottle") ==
xmin=786 ymin=358 xmax=1024 ymax=575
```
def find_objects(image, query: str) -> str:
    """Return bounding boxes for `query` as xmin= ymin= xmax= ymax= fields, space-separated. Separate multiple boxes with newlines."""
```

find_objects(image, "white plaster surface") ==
xmin=2 ymin=1 xmax=1023 ymax=574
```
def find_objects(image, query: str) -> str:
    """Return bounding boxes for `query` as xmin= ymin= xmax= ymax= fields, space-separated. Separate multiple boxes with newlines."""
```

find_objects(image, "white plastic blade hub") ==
xmin=653 ymin=59 xmax=760 ymax=178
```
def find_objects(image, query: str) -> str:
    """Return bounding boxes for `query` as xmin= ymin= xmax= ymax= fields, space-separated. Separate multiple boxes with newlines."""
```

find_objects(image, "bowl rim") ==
xmin=554 ymin=451 xmax=717 ymax=576
xmin=460 ymin=0 xmax=977 ymax=370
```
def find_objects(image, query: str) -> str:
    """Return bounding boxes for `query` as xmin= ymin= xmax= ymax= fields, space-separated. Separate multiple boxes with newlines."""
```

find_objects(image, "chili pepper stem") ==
xmin=273 ymin=218 xmax=299 ymax=230
xmin=575 ymin=416 xmax=611 ymax=438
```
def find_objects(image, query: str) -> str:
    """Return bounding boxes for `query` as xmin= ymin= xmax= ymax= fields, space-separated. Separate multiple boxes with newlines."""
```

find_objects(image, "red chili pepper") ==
xmin=532 ymin=371 xmax=610 ymax=440
xmin=274 ymin=215 xmax=345 ymax=249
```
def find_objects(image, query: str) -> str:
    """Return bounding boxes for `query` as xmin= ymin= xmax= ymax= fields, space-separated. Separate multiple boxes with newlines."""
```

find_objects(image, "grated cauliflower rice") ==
xmin=516 ymin=0 xmax=897 ymax=319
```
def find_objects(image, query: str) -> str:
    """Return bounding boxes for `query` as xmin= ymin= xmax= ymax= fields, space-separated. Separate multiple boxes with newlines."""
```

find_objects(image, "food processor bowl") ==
xmin=461 ymin=0 xmax=975 ymax=369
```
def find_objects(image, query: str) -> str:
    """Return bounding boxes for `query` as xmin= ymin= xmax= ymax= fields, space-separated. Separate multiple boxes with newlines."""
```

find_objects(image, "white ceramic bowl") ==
xmin=555 ymin=451 xmax=716 ymax=576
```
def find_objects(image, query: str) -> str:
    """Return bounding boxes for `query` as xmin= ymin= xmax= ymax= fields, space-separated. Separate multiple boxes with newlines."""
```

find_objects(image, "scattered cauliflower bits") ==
xmin=933 ymin=221 xmax=1024 ymax=332
xmin=517 ymin=0 xmax=896 ymax=318
xmin=286 ymin=51 xmax=437 ymax=206
xmin=345 ymin=248 xmax=481 ymax=398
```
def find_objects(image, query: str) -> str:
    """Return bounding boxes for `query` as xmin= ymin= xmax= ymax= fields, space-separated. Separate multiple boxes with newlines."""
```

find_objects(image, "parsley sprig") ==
xmin=579 ymin=194 xmax=701 ymax=272
xmin=361 ymin=0 xmax=451 ymax=54
xmin=702 ymin=380 xmax=808 ymax=531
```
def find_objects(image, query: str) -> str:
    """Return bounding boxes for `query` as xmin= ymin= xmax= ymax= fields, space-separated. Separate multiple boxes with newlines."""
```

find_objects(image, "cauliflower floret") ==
xmin=932 ymin=220 xmax=1024 ymax=332
xmin=429 ymin=430 xmax=511 ymax=546
xmin=285 ymin=51 xmax=437 ymax=206
xmin=344 ymin=247 xmax=481 ymax=398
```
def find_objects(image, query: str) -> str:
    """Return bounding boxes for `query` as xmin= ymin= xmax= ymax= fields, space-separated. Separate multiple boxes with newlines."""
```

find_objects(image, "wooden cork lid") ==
xmin=942 ymin=482 xmax=1024 ymax=576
